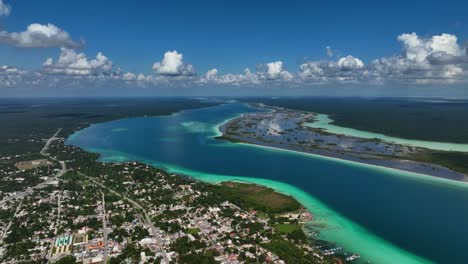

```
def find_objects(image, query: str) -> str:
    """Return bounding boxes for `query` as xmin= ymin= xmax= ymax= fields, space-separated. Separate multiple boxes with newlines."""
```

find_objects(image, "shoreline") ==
xmin=215 ymin=120 xmax=468 ymax=190
xmin=65 ymin=132 xmax=435 ymax=263
xmin=63 ymin=103 xmax=453 ymax=263
xmin=216 ymin=106 xmax=468 ymax=184
xmin=74 ymin=145 xmax=432 ymax=264
xmin=306 ymin=113 xmax=468 ymax=152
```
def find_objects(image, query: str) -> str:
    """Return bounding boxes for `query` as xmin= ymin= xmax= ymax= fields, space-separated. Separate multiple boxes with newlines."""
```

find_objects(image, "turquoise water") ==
xmin=306 ymin=114 xmax=468 ymax=152
xmin=67 ymin=103 xmax=468 ymax=264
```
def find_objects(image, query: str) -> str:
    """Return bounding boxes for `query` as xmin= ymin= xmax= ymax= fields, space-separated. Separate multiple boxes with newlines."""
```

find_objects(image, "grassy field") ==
xmin=187 ymin=228 xmax=200 ymax=234
xmin=273 ymin=223 xmax=303 ymax=233
xmin=215 ymin=181 xmax=301 ymax=213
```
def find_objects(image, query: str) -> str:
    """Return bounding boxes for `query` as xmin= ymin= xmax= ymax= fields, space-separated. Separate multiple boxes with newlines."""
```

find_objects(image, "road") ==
xmin=0 ymin=129 xmax=66 ymax=206
xmin=80 ymin=172 xmax=170 ymax=264
xmin=40 ymin=128 xmax=62 ymax=156
xmin=0 ymin=198 xmax=23 ymax=245
xmin=101 ymin=192 xmax=109 ymax=263
xmin=192 ymin=217 xmax=224 ymax=254
xmin=53 ymin=193 xmax=61 ymax=235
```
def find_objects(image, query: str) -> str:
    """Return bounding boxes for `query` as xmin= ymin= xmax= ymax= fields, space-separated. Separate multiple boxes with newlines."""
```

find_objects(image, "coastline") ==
xmin=216 ymin=107 xmax=468 ymax=183
xmin=306 ymin=113 xmax=468 ymax=152
xmin=64 ymin=103 xmax=458 ymax=264
xmin=81 ymin=146 xmax=432 ymax=264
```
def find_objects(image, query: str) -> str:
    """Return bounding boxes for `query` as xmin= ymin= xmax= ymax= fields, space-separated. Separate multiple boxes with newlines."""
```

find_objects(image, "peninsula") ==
xmin=217 ymin=104 xmax=468 ymax=182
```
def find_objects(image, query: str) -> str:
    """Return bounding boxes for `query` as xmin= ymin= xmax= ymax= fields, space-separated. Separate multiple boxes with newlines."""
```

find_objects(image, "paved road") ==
xmin=80 ymin=172 xmax=170 ymax=264
xmin=54 ymin=193 xmax=61 ymax=235
xmin=192 ymin=217 xmax=224 ymax=254
xmin=0 ymin=129 xmax=66 ymax=206
xmin=0 ymin=198 xmax=23 ymax=244
xmin=101 ymin=192 xmax=109 ymax=263
xmin=40 ymin=128 xmax=62 ymax=156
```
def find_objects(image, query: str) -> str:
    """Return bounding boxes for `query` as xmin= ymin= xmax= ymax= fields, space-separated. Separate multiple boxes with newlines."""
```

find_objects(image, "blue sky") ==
xmin=0 ymin=0 xmax=467 ymax=96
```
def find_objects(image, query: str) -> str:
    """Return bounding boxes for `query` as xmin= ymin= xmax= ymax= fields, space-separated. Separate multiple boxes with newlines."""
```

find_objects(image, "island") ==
xmin=217 ymin=103 xmax=468 ymax=181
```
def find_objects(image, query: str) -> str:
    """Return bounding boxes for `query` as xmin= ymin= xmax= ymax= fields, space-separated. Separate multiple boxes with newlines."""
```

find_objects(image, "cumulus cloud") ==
xmin=0 ymin=65 xmax=19 ymax=75
xmin=266 ymin=61 xmax=283 ymax=79
xmin=0 ymin=0 xmax=10 ymax=16
xmin=399 ymin=33 xmax=464 ymax=62
xmin=199 ymin=62 xmax=294 ymax=86
xmin=260 ymin=61 xmax=293 ymax=80
xmin=371 ymin=33 xmax=467 ymax=82
xmin=0 ymin=65 xmax=27 ymax=88
xmin=337 ymin=55 xmax=365 ymax=71
xmin=199 ymin=68 xmax=261 ymax=86
xmin=122 ymin=72 xmax=136 ymax=81
xmin=0 ymin=23 xmax=82 ymax=48
xmin=204 ymin=68 xmax=218 ymax=80
xmin=43 ymin=48 xmax=113 ymax=76
xmin=152 ymin=50 xmax=195 ymax=76
xmin=299 ymin=55 xmax=367 ymax=83
xmin=2 ymin=32 xmax=467 ymax=91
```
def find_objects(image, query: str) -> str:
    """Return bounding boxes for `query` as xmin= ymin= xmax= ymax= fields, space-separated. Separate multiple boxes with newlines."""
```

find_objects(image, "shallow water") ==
xmin=306 ymin=114 xmax=468 ymax=152
xmin=67 ymin=103 xmax=468 ymax=264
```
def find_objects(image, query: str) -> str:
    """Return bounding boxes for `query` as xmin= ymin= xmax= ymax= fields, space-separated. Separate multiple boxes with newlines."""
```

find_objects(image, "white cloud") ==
xmin=137 ymin=73 xmax=146 ymax=81
xmin=0 ymin=0 xmax=10 ymax=16
xmin=43 ymin=48 xmax=113 ymax=76
xmin=198 ymin=68 xmax=261 ymax=85
xmin=266 ymin=61 xmax=283 ymax=79
xmin=263 ymin=61 xmax=293 ymax=80
xmin=398 ymin=33 xmax=464 ymax=64
xmin=299 ymin=56 xmax=366 ymax=83
xmin=337 ymin=55 xmax=365 ymax=71
xmin=2 ymin=32 xmax=468 ymax=91
xmin=203 ymin=68 xmax=218 ymax=80
xmin=0 ymin=23 xmax=82 ymax=48
xmin=0 ymin=65 xmax=19 ymax=75
xmin=152 ymin=50 xmax=195 ymax=76
xmin=0 ymin=65 xmax=26 ymax=88
xmin=122 ymin=72 xmax=136 ymax=81
xmin=372 ymin=32 xmax=467 ymax=82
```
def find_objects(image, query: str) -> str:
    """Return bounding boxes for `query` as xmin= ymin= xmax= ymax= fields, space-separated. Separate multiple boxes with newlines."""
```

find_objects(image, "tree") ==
xmin=55 ymin=256 xmax=76 ymax=264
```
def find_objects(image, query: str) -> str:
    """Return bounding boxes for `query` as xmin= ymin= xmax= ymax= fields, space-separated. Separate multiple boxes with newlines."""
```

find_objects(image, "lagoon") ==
xmin=306 ymin=114 xmax=468 ymax=152
xmin=67 ymin=103 xmax=468 ymax=264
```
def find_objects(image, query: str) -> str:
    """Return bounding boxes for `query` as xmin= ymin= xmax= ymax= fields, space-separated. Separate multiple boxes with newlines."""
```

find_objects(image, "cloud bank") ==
xmin=0 ymin=33 xmax=467 ymax=94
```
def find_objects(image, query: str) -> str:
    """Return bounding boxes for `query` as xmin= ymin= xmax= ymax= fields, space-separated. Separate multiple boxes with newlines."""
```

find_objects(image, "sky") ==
xmin=0 ymin=0 xmax=467 ymax=97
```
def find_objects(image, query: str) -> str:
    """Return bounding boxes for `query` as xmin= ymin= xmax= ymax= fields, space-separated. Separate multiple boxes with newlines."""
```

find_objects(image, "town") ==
xmin=0 ymin=129 xmax=353 ymax=263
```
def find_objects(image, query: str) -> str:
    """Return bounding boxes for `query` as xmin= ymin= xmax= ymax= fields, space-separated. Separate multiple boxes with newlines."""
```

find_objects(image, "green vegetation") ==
xmin=410 ymin=151 xmax=468 ymax=175
xmin=55 ymin=256 xmax=77 ymax=264
xmin=274 ymin=223 xmax=303 ymax=233
xmin=263 ymin=238 xmax=307 ymax=263
xmin=214 ymin=135 xmax=244 ymax=143
xmin=109 ymin=245 xmax=142 ymax=263
xmin=254 ymin=97 xmax=468 ymax=143
xmin=0 ymin=98 xmax=218 ymax=156
xmin=213 ymin=182 xmax=301 ymax=214
xmin=170 ymin=237 xmax=217 ymax=263
xmin=187 ymin=227 xmax=200 ymax=234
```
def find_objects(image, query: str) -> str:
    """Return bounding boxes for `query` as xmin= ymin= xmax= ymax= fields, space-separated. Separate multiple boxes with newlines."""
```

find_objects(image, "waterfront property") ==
xmin=67 ymin=102 xmax=468 ymax=263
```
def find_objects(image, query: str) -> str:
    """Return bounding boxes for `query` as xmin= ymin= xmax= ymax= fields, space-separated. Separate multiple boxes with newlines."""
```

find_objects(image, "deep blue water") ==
xmin=67 ymin=103 xmax=468 ymax=263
